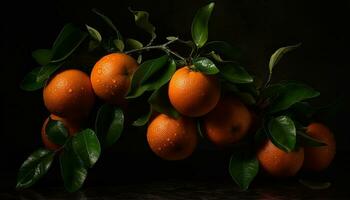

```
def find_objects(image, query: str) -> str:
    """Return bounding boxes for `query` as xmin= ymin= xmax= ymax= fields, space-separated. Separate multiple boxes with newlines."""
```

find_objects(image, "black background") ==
xmin=1 ymin=0 xmax=349 ymax=187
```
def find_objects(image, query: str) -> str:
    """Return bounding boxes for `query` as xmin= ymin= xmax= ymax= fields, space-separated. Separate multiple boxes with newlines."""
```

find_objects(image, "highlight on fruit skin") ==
xmin=168 ymin=66 xmax=221 ymax=117
xmin=147 ymin=114 xmax=198 ymax=160
xmin=257 ymin=140 xmax=304 ymax=177
xmin=43 ymin=69 xmax=95 ymax=120
xmin=203 ymin=96 xmax=253 ymax=147
xmin=90 ymin=53 xmax=138 ymax=105
xmin=41 ymin=114 xmax=81 ymax=150
xmin=303 ymin=122 xmax=336 ymax=172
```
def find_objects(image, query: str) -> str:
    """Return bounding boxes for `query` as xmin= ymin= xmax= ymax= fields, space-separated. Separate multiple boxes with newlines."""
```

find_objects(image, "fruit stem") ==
xmin=125 ymin=38 xmax=186 ymax=61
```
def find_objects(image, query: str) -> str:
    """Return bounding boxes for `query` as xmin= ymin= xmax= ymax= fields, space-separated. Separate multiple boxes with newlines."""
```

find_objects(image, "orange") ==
xmin=90 ymin=53 xmax=138 ymax=104
xmin=168 ymin=66 xmax=221 ymax=117
xmin=303 ymin=123 xmax=336 ymax=171
xmin=203 ymin=96 xmax=252 ymax=147
xmin=257 ymin=140 xmax=304 ymax=177
xmin=41 ymin=114 xmax=81 ymax=150
xmin=147 ymin=114 xmax=198 ymax=160
xmin=43 ymin=69 xmax=95 ymax=120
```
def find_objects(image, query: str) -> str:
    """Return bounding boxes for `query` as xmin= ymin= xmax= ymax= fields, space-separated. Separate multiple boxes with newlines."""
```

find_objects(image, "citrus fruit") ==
xmin=147 ymin=114 xmax=198 ymax=160
xmin=43 ymin=69 xmax=95 ymax=120
xmin=41 ymin=114 xmax=81 ymax=150
xmin=203 ymin=96 xmax=252 ymax=147
xmin=90 ymin=53 xmax=138 ymax=104
xmin=303 ymin=122 xmax=336 ymax=171
xmin=168 ymin=66 xmax=220 ymax=117
xmin=257 ymin=140 xmax=304 ymax=177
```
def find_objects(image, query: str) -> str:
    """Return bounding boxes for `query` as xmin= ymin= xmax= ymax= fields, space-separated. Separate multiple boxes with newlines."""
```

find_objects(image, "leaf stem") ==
xmin=125 ymin=38 xmax=186 ymax=61
xmin=263 ymin=72 xmax=272 ymax=89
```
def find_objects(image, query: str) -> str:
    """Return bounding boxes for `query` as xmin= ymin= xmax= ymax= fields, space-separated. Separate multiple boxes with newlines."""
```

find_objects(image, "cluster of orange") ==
xmin=42 ymin=53 xmax=335 ymax=178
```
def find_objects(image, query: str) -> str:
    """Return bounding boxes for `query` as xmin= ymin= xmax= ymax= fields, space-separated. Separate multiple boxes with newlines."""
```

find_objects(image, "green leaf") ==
xmin=267 ymin=82 xmax=320 ymax=113
xmin=92 ymin=9 xmax=123 ymax=40
xmin=72 ymin=129 xmax=101 ymax=168
xmin=51 ymin=23 xmax=88 ymax=63
xmin=125 ymin=38 xmax=143 ymax=50
xmin=132 ymin=105 xmax=152 ymax=126
xmin=191 ymin=2 xmax=215 ymax=48
xmin=237 ymin=92 xmax=256 ymax=105
xmin=297 ymin=131 xmax=326 ymax=147
xmin=299 ymin=179 xmax=331 ymax=190
xmin=36 ymin=62 xmax=64 ymax=83
xmin=219 ymin=62 xmax=253 ymax=83
xmin=201 ymin=41 xmax=241 ymax=60
xmin=268 ymin=116 xmax=296 ymax=152
xmin=229 ymin=151 xmax=259 ymax=190
xmin=127 ymin=55 xmax=175 ymax=98
xmin=60 ymin=142 xmax=87 ymax=193
xmin=113 ymin=39 xmax=125 ymax=52
xmin=148 ymin=83 xmax=180 ymax=119
xmin=86 ymin=25 xmax=102 ymax=42
xmin=95 ymin=104 xmax=124 ymax=148
xmin=20 ymin=67 xmax=46 ymax=91
xmin=129 ymin=8 xmax=156 ymax=42
xmin=45 ymin=117 xmax=69 ymax=146
xmin=193 ymin=57 xmax=219 ymax=75
xmin=16 ymin=149 xmax=54 ymax=189
xmin=269 ymin=43 xmax=301 ymax=73
xmin=32 ymin=49 xmax=52 ymax=66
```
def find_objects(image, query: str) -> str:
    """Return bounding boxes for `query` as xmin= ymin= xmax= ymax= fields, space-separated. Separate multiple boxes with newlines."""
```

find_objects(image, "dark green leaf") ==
xmin=127 ymin=55 xmax=175 ymax=98
xmin=126 ymin=38 xmax=143 ymax=50
xmin=201 ymin=41 xmax=241 ymax=60
xmin=148 ymin=83 xmax=180 ymax=119
xmin=113 ymin=39 xmax=125 ymax=52
xmin=193 ymin=57 xmax=219 ymax=75
xmin=51 ymin=23 xmax=88 ymax=63
xmin=289 ymin=102 xmax=316 ymax=119
xmin=86 ymin=25 xmax=102 ymax=42
xmin=132 ymin=105 xmax=152 ymax=126
xmin=229 ymin=151 xmax=259 ymax=190
xmin=297 ymin=131 xmax=326 ymax=147
xmin=129 ymin=9 xmax=156 ymax=42
xmin=45 ymin=117 xmax=69 ymax=146
xmin=16 ymin=149 xmax=54 ymax=189
xmin=269 ymin=43 xmax=301 ymax=73
xmin=299 ymin=179 xmax=331 ymax=190
xmin=60 ymin=142 xmax=87 ymax=192
xmin=72 ymin=129 xmax=101 ymax=168
xmin=92 ymin=9 xmax=123 ymax=40
xmin=191 ymin=2 xmax=215 ymax=47
xmin=268 ymin=116 xmax=296 ymax=152
xmin=237 ymin=92 xmax=256 ymax=105
xmin=36 ymin=62 xmax=64 ymax=83
xmin=267 ymin=82 xmax=320 ymax=113
xmin=95 ymin=104 xmax=124 ymax=148
xmin=32 ymin=49 xmax=52 ymax=66
xmin=20 ymin=67 xmax=46 ymax=91
xmin=219 ymin=62 xmax=253 ymax=83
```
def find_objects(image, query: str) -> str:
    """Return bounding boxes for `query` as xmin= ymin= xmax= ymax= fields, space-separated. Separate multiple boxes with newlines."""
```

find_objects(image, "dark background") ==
xmin=1 ymin=0 xmax=349 ymax=188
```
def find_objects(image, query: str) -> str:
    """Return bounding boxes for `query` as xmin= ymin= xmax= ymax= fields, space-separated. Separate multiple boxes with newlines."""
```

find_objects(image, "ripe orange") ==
xmin=43 ymin=69 xmax=95 ymax=120
xmin=41 ymin=114 xmax=81 ymax=150
xmin=203 ymin=96 xmax=252 ymax=147
xmin=147 ymin=114 xmax=198 ymax=160
xmin=257 ymin=140 xmax=304 ymax=177
xmin=168 ymin=66 xmax=221 ymax=117
xmin=90 ymin=53 xmax=138 ymax=104
xmin=303 ymin=123 xmax=336 ymax=171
